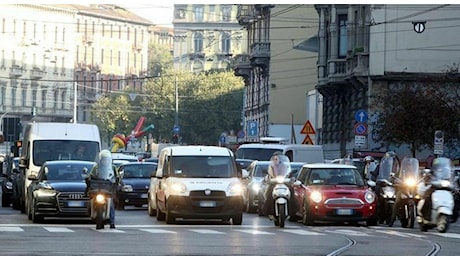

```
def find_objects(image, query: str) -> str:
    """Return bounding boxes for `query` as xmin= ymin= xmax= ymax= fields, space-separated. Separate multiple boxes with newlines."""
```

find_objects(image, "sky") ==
xmin=122 ymin=4 xmax=175 ymax=27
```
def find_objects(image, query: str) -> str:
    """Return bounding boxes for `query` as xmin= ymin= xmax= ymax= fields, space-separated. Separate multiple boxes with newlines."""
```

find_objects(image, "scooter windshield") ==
xmin=378 ymin=156 xmax=396 ymax=181
xmin=269 ymin=155 xmax=292 ymax=178
xmin=399 ymin=157 xmax=420 ymax=180
xmin=431 ymin=157 xmax=452 ymax=181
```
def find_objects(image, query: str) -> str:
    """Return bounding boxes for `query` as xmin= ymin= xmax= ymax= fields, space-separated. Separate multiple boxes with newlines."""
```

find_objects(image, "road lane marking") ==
xmin=282 ymin=229 xmax=324 ymax=235
xmin=0 ymin=227 xmax=23 ymax=232
xmin=236 ymin=229 xmax=275 ymax=235
xmin=432 ymin=233 xmax=460 ymax=239
xmin=44 ymin=227 xmax=74 ymax=232
xmin=189 ymin=229 xmax=225 ymax=234
xmin=93 ymin=228 xmax=125 ymax=233
xmin=327 ymin=229 xmax=370 ymax=236
xmin=140 ymin=228 xmax=176 ymax=234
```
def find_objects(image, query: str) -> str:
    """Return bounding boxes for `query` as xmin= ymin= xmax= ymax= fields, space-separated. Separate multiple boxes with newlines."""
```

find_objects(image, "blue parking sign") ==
xmin=248 ymin=121 xmax=258 ymax=137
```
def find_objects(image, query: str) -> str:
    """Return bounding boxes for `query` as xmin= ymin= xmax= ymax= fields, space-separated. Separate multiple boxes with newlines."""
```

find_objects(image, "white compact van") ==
xmin=18 ymin=122 xmax=101 ymax=214
xmin=154 ymin=145 xmax=244 ymax=224
xmin=235 ymin=142 xmax=324 ymax=163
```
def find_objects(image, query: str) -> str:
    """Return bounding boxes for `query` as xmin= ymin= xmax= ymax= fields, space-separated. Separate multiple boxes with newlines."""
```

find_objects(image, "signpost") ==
xmin=300 ymin=120 xmax=315 ymax=145
xmin=354 ymin=109 xmax=368 ymax=148
xmin=434 ymin=130 xmax=444 ymax=155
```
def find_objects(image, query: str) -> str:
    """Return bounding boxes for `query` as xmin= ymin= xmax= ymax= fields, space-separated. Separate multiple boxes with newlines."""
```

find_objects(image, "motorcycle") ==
xmin=270 ymin=175 xmax=292 ymax=228
xmin=391 ymin=157 xmax=420 ymax=228
xmin=373 ymin=154 xmax=398 ymax=225
xmin=87 ymin=179 xmax=113 ymax=230
xmin=417 ymin=157 xmax=454 ymax=233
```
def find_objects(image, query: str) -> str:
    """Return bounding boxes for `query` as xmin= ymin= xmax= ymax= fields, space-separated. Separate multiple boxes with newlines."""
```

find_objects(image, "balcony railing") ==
xmin=9 ymin=65 xmax=23 ymax=78
xmin=347 ymin=52 xmax=369 ymax=75
xmin=250 ymin=42 xmax=270 ymax=68
xmin=30 ymin=67 xmax=45 ymax=79
xmin=237 ymin=5 xmax=254 ymax=25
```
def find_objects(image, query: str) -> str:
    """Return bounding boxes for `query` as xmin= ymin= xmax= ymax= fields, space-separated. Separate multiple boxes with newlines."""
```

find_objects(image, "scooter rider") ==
xmin=86 ymin=149 xmax=119 ymax=228
xmin=262 ymin=152 xmax=297 ymax=219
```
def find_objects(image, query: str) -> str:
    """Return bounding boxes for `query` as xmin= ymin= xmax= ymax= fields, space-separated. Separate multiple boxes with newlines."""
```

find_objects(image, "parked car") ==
xmin=116 ymin=161 xmax=158 ymax=210
xmin=1 ymin=157 xmax=20 ymax=207
xmin=291 ymin=163 xmax=378 ymax=226
xmin=26 ymin=160 xmax=97 ymax=223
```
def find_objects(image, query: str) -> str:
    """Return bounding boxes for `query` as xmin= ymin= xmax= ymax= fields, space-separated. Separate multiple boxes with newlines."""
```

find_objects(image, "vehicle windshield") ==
xmin=254 ymin=164 xmax=269 ymax=178
xmin=33 ymin=140 xmax=100 ymax=166
xmin=431 ymin=157 xmax=452 ymax=181
xmin=399 ymin=157 xmax=420 ymax=180
xmin=171 ymin=156 xmax=236 ymax=178
xmin=122 ymin=164 xmax=157 ymax=178
xmin=307 ymin=168 xmax=365 ymax=186
xmin=41 ymin=162 xmax=95 ymax=181
xmin=235 ymin=148 xmax=283 ymax=161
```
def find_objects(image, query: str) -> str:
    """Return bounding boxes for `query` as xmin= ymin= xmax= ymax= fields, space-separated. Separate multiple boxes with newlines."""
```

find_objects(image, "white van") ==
xmin=18 ymin=122 xmax=101 ymax=214
xmin=154 ymin=145 xmax=244 ymax=224
xmin=235 ymin=142 xmax=324 ymax=163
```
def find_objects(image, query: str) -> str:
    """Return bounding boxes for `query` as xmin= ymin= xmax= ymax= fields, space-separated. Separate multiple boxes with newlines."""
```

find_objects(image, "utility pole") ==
xmin=173 ymin=76 xmax=180 ymax=144
xmin=73 ymin=82 xmax=77 ymax=124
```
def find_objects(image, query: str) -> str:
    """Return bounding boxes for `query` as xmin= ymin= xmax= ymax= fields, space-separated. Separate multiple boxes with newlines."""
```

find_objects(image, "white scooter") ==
xmin=271 ymin=175 xmax=292 ymax=228
xmin=416 ymin=158 xmax=455 ymax=233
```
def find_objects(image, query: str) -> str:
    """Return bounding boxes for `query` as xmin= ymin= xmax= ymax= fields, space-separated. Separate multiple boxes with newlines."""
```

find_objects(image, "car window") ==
xmin=122 ymin=164 xmax=157 ymax=178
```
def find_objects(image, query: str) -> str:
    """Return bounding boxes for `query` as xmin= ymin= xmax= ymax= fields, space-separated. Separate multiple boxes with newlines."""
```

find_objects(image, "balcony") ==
xmin=346 ymin=52 xmax=369 ymax=76
xmin=237 ymin=5 xmax=254 ymax=26
xmin=189 ymin=52 xmax=205 ymax=60
xmin=9 ymin=65 xmax=23 ymax=78
xmin=233 ymin=54 xmax=251 ymax=83
xmin=132 ymin=42 xmax=143 ymax=52
xmin=82 ymin=34 xmax=94 ymax=45
xmin=250 ymin=42 xmax=270 ymax=68
xmin=30 ymin=67 xmax=45 ymax=79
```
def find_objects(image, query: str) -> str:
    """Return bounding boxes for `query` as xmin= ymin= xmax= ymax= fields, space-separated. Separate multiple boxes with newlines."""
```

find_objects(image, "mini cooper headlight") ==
xmin=364 ymin=190 xmax=376 ymax=203
xmin=310 ymin=191 xmax=322 ymax=203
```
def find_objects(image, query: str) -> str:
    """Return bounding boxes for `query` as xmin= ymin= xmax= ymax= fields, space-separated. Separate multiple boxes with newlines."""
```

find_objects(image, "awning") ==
xmin=293 ymin=35 xmax=319 ymax=53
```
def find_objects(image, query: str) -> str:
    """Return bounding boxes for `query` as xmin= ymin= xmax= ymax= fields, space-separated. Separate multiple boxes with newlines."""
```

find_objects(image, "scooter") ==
xmin=373 ymin=154 xmax=397 ymax=225
xmin=270 ymin=175 xmax=292 ymax=228
xmin=417 ymin=158 xmax=454 ymax=233
xmin=87 ymin=179 xmax=113 ymax=230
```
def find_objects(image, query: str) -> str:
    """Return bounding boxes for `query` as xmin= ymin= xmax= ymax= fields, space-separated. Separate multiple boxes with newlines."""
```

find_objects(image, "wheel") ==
xmin=419 ymin=222 xmax=428 ymax=232
xmin=302 ymin=200 xmax=314 ymax=226
xmin=408 ymin=204 xmax=416 ymax=228
xmin=156 ymin=197 xmax=166 ymax=221
xmin=246 ymin=194 xmax=257 ymax=214
xmin=31 ymin=204 xmax=43 ymax=223
xmin=2 ymin=194 xmax=10 ymax=207
xmin=278 ymin=204 xmax=286 ymax=228
xmin=96 ymin=205 xmax=104 ymax=229
xmin=232 ymin=214 xmax=243 ymax=225
xmin=258 ymin=194 xmax=265 ymax=216
xmin=437 ymin=214 xmax=450 ymax=233
xmin=147 ymin=199 xmax=156 ymax=216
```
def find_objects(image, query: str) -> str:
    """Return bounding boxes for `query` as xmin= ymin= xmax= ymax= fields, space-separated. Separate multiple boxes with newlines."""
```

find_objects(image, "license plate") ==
xmin=141 ymin=194 xmax=148 ymax=198
xmin=336 ymin=209 xmax=352 ymax=215
xmin=200 ymin=201 xmax=216 ymax=207
xmin=67 ymin=201 xmax=84 ymax=207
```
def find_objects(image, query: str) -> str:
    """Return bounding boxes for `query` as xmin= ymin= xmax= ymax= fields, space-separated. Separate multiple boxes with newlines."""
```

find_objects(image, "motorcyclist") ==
xmin=86 ymin=149 xmax=119 ymax=228
xmin=363 ymin=156 xmax=376 ymax=181
xmin=262 ymin=152 xmax=297 ymax=220
xmin=389 ymin=155 xmax=417 ymax=227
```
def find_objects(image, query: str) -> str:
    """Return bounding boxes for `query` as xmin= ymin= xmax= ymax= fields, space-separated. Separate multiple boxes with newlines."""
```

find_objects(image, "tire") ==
xmin=232 ymin=214 xmax=243 ymax=225
xmin=408 ymin=204 xmax=416 ymax=228
xmin=148 ymin=199 xmax=156 ymax=217
xmin=2 ymin=194 xmax=10 ymax=207
xmin=156 ymin=198 xmax=166 ymax=221
xmin=246 ymin=195 xmax=257 ymax=214
xmin=96 ymin=205 xmax=104 ymax=229
xmin=437 ymin=214 xmax=449 ymax=233
xmin=258 ymin=193 xmax=265 ymax=216
xmin=31 ymin=201 xmax=43 ymax=224
xmin=302 ymin=200 xmax=314 ymax=226
xmin=278 ymin=204 xmax=285 ymax=228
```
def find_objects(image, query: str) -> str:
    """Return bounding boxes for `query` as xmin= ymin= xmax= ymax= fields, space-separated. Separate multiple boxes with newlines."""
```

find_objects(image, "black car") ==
xmin=26 ymin=160 xmax=97 ymax=223
xmin=116 ymin=162 xmax=158 ymax=210
xmin=1 ymin=157 xmax=20 ymax=207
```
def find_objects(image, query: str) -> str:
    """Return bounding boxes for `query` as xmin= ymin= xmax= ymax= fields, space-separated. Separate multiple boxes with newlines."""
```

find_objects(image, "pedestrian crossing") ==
xmin=0 ymin=224 xmax=459 ymax=239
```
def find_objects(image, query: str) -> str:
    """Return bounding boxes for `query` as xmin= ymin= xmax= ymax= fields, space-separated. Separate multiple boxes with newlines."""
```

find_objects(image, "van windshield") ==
xmin=171 ymin=156 xmax=236 ymax=178
xmin=235 ymin=148 xmax=282 ymax=161
xmin=33 ymin=140 xmax=100 ymax=166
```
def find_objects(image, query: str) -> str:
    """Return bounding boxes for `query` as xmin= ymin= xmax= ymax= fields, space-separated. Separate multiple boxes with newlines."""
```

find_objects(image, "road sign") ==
xmin=237 ymin=130 xmax=245 ymax=138
xmin=300 ymin=120 xmax=316 ymax=135
xmin=354 ymin=122 xmax=368 ymax=135
xmin=355 ymin=135 xmax=366 ymax=147
xmin=219 ymin=135 xmax=226 ymax=144
xmin=173 ymin=125 xmax=180 ymax=133
xmin=355 ymin=110 xmax=368 ymax=123
xmin=434 ymin=130 xmax=444 ymax=155
xmin=248 ymin=121 xmax=258 ymax=137
xmin=302 ymin=135 xmax=314 ymax=145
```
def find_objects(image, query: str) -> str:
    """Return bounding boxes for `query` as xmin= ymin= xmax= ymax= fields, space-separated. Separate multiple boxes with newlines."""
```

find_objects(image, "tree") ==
xmin=372 ymin=67 xmax=460 ymax=157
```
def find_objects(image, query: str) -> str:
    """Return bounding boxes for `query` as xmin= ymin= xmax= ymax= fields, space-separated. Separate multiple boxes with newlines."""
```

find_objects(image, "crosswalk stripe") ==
xmin=140 ymin=228 xmax=176 ymax=234
xmin=189 ymin=229 xmax=225 ymax=234
xmin=93 ymin=228 xmax=125 ymax=233
xmin=236 ymin=229 xmax=275 ymax=235
xmin=432 ymin=232 xmax=460 ymax=239
xmin=0 ymin=227 xmax=23 ymax=232
xmin=282 ymin=229 xmax=324 ymax=235
xmin=43 ymin=227 xmax=74 ymax=232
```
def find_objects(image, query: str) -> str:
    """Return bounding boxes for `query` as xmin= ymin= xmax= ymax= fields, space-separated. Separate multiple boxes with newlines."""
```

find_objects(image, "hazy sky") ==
xmin=123 ymin=4 xmax=174 ymax=27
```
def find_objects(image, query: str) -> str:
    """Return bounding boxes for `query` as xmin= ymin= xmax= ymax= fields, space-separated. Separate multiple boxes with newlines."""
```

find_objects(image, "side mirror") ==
xmin=242 ymin=169 xmax=249 ymax=179
xmin=367 ymin=180 xmax=376 ymax=187
xmin=390 ymin=172 xmax=395 ymax=178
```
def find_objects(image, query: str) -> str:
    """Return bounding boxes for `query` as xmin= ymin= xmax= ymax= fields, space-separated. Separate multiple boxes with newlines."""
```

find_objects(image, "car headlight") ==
xmin=34 ymin=188 xmax=57 ymax=197
xmin=310 ymin=191 xmax=322 ymax=203
xmin=364 ymin=190 xmax=376 ymax=203
xmin=121 ymin=185 xmax=133 ymax=192
xmin=170 ymin=182 xmax=187 ymax=195
xmin=228 ymin=182 xmax=243 ymax=196
xmin=405 ymin=177 xmax=416 ymax=187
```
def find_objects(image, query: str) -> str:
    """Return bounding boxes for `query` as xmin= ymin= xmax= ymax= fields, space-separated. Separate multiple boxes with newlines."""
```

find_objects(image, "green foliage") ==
xmin=91 ymin=43 xmax=245 ymax=146
xmin=372 ymin=71 xmax=460 ymax=157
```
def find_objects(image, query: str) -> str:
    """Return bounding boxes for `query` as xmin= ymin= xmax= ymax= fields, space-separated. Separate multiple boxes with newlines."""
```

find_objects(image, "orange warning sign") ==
xmin=300 ymin=120 xmax=316 ymax=135
xmin=302 ymin=135 xmax=314 ymax=145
